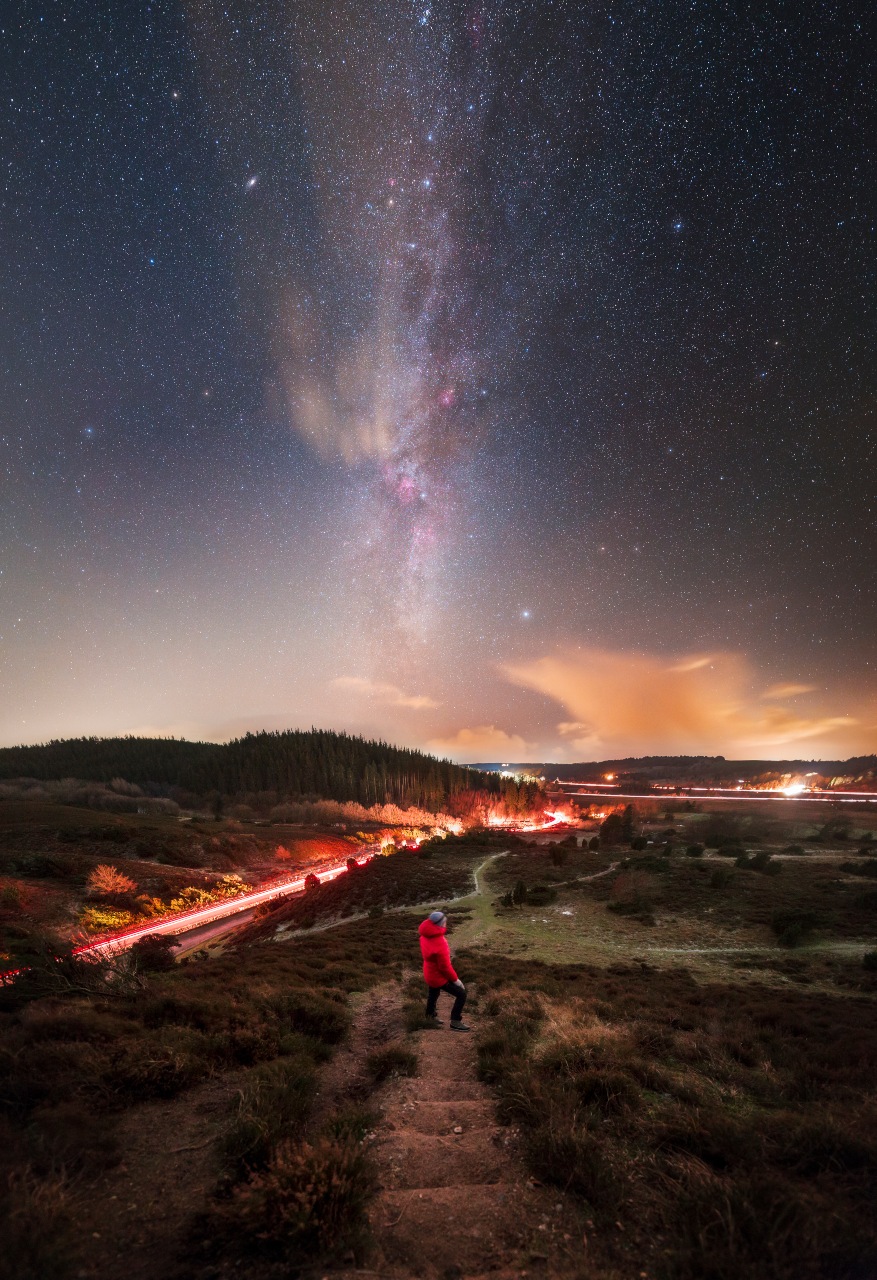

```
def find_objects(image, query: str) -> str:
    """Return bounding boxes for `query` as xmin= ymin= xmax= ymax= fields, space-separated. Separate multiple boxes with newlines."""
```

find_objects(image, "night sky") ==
xmin=2 ymin=1 xmax=875 ymax=761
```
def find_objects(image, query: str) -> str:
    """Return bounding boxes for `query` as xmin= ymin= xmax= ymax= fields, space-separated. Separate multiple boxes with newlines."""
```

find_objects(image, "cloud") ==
xmin=332 ymin=676 xmax=441 ymax=711
xmin=762 ymin=682 xmax=818 ymax=699
xmin=504 ymin=649 xmax=859 ymax=756
xmin=426 ymin=725 xmax=534 ymax=763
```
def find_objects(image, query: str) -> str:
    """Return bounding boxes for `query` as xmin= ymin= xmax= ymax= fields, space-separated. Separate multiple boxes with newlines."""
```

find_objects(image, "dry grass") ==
xmin=470 ymin=951 xmax=877 ymax=1279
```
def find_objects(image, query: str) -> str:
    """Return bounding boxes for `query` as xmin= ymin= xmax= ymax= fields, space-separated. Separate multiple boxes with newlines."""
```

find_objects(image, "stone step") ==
xmin=377 ymin=1128 xmax=515 ymax=1189
xmin=372 ymin=1183 xmax=536 ymax=1274
xmin=393 ymin=1077 xmax=488 ymax=1103
xmin=393 ymin=1099 xmax=497 ymax=1135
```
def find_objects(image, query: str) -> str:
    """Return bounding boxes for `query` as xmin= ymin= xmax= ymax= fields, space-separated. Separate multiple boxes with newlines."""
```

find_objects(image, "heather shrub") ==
xmin=217 ymin=1137 xmax=374 ymax=1263
xmin=771 ymin=908 xmax=821 ymax=948
xmin=710 ymin=866 xmax=734 ymax=890
xmin=607 ymin=870 xmax=659 ymax=920
xmin=525 ymin=884 xmax=557 ymax=906
xmin=221 ymin=1058 xmax=317 ymax=1174
xmin=366 ymin=1041 xmax=418 ymax=1083
xmin=129 ymin=933 xmax=178 ymax=971
xmin=751 ymin=850 xmax=781 ymax=875
xmin=0 ymin=1171 xmax=74 ymax=1280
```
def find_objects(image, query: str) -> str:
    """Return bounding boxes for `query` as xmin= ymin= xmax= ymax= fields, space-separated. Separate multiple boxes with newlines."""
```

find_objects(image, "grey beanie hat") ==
xmin=428 ymin=910 xmax=446 ymax=925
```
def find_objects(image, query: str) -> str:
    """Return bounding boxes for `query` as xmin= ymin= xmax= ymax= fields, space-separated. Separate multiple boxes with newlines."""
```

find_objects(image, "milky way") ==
xmin=1 ymin=1 xmax=875 ymax=759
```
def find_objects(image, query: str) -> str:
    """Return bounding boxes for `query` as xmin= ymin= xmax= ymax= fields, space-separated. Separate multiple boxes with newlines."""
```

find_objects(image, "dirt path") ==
xmin=363 ymin=1005 xmax=583 ymax=1279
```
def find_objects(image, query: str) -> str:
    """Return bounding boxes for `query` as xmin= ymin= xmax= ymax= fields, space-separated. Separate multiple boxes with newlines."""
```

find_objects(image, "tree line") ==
xmin=0 ymin=730 xmax=544 ymax=817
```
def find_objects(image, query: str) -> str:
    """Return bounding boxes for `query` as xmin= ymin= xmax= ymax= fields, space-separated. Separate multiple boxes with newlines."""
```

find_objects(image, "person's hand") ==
xmin=457 ymin=981 xmax=466 ymax=990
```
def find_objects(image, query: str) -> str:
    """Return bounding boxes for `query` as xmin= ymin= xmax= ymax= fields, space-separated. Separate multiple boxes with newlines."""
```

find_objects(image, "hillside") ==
xmin=0 ymin=730 xmax=542 ymax=814
xmin=2 ymin=797 xmax=876 ymax=1279
xmin=477 ymin=754 xmax=877 ymax=788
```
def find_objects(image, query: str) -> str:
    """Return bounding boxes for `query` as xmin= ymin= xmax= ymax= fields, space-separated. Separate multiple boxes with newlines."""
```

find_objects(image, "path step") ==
xmin=394 ymin=1077 xmax=487 ymax=1103
xmin=378 ymin=1128 xmax=514 ymax=1189
xmin=374 ymin=1183 xmax=536 ymax=1273
xmin=394 ymin=1099 xmax=496 ymax=1135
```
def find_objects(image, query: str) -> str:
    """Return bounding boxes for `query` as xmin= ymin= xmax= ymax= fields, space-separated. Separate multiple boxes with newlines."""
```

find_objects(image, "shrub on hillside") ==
xmin=840 ymin=859 xmax=877 ymax=878
xmin=216 ymin=1137 xmax=374 ymax=1263
xmin=710 ymin=866 xmax=734 ymax=890
xmin=685 ymin=843 xmax=704 ymax=858
xmin=128 ymin=933 xmax=178 ymax=972
xmin=85 ymin=864 xmax=137 ymax=898
xmin=607 ymin=870 xmax=658 ymax=922
xmin=525 ymin=884 xmax=558 ymax=906
xmin=366 ymin=1042 xmax=419 ymax=1083
xmin=78 ymin=906 xmax=135 ymax=934
xmin=771 ymin=908 xmax=821 ymax=948
xmin=221 ymin=1058 xmax=317 ymax=1175
xmin=751 ymin=850 xmax=781 ymax=875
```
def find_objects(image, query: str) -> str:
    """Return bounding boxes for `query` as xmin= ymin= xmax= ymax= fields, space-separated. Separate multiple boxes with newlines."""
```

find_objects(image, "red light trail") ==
xmin=74 ymin=859 xmax=355 ymax=962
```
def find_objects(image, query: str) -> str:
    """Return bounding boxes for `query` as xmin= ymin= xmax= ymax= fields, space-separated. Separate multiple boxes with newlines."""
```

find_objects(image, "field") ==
xmin=1 ymin=796 xmax=876 ymax=1278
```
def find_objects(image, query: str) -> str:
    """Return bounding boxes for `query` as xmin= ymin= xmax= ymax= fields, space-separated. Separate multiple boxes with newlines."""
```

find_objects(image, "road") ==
xmin=78 ymin=859 xmax=355 ymax=962
xmin=559 ymin=788 xmax=877 ymax=806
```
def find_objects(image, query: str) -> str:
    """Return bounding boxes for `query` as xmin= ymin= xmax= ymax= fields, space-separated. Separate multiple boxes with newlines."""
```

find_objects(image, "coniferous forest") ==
xmin=0 ymin=730 xmax=543 ymax=816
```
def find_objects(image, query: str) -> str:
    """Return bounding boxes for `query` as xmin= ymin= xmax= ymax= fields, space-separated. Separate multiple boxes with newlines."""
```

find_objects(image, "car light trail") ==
xmin=561 ymin=790 xmax=877 ymax=805
xmin=74 ymin=859 xmax=356 ymax=961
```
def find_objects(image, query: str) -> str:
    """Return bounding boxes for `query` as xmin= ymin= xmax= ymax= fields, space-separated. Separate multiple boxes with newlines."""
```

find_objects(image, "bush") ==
xmin=85 ymin=864 xmax=137 ymax=897
xmin=525 ymin=884 xmax=557 ymax=906
xmin=710 ymin=866 xmax=734 ymax=890
xmin=129 ymin=933 xmax=178 ymax=972
xmin=0 ymin=1171 xmax=73 ymax=1280
xmin=840 ymin=859 xmax=877 ymax=878
xmin=862 ymin=951 xmax=877 ymax=972
xmin=26 ymin=1101 xmax=120 ymax=1177
xmin=366 ymin=1042 xmax=418 ymax=1083
xmin=771 ymin=908 xmax=821 ymax=948
xmin=102 ymin=1040 xmax=210 ymax=1100
xmin=78 ymin=905 xmax=135 ymax=934
xmin=751 ymin=850 xmax=781 ymax=875
xmin=685 ymin=843 xmax=705 ymax=858
xmin=217 ymin=1137 xmax=374 ymax=1263
xmin=610 ymin=870 xmax=658 ymax=909
xmin=630 ymin=836 xmax=648 ymax=851
xmin=221 ymin=1058 xmax=317 ymax=1174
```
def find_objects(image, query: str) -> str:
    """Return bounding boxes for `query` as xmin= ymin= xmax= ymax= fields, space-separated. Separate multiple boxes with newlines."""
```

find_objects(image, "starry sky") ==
xmin=2 ymin=0 xmax=875 ymax=762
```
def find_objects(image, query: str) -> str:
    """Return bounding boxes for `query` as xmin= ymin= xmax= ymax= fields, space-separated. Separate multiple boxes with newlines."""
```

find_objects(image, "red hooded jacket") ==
xmin=419 ymin=917 xmax=458 ymax=986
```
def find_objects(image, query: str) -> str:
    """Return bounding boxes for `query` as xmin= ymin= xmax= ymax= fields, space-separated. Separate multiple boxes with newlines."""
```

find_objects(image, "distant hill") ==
xmin=0 ymin=730 xmax=542 ymax=813
xmin=476 ymin=754 xmax=877 ymax=788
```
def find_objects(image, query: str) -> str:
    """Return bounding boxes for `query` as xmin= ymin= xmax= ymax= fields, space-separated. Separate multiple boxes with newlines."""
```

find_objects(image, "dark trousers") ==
xmin=426 ymin=980 xmax=466 ymax=1022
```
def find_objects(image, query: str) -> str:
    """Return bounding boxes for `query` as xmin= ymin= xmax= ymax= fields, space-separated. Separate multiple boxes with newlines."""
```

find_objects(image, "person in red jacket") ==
xmin=419 ymin=910 xmax=471 ymax=1031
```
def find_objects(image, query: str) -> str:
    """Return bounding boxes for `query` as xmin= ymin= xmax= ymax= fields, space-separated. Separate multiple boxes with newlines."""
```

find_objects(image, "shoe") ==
xmin=426 ymin=1014 xmax=444 ymax=1025
xmin=450 ymin=1021 xmax=472 ymax=1032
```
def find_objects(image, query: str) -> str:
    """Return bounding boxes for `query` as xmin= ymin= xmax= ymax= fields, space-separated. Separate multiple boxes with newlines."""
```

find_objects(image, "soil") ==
xmin=71 ymin=1067 xmax=249 ymax=1280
